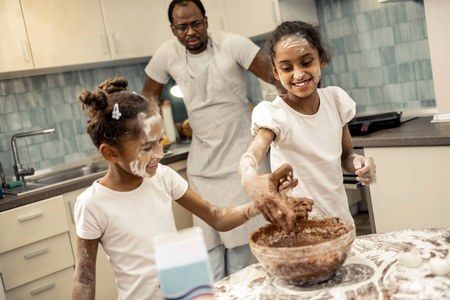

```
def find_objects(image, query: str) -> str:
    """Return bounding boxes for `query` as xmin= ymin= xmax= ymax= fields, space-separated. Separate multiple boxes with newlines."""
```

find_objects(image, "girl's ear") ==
xmin=272 ymin=66 xmax=280 ymax=81
xmin=320 ymin=57 xmax=327 ymax=69
xmin=99 ymin=143 xmax=120 ymax=163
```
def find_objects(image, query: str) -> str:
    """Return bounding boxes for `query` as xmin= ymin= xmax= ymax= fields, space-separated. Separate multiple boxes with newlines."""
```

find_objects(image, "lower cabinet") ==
xmin=364 ymin=146 xmax=450 ymax=233
xmin=5 ymin=267 xmax=74 ymax=300
xmin=0 ymin=196 xmax=74 ymax=299
xmin=63 ymin=188 xmax=118 ymax=300
xmin=166 ymin=160 xmax=193 ymax=230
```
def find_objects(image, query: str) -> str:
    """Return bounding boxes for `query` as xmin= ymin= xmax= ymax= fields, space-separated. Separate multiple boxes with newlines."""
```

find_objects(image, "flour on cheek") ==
xmin=128 ymin=113 xmax=164 ymax=178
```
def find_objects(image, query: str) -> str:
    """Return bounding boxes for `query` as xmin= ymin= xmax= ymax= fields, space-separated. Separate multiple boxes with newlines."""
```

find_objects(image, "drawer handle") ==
xmin=18 ymin=211 xmax=43 ymax=222
xmin=24 ymin=247 xmax=49 ymax=259
xmin=30 ymin=282 xmax=55 ymax=295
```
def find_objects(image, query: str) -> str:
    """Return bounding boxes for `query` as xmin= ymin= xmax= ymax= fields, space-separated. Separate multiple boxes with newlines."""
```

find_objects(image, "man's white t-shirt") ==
xmin=251 ymin=86 xmax=356 ymax=222
xmin=74 ymin=164 xmax=189 ymax=300
xmin=144 ymin=31 xmax=259 ymax=101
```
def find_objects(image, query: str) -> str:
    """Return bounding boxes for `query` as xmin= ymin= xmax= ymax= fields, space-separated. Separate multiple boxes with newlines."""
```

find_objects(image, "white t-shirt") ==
xmin=74 ymin=164 xmax=189 ymax=300
xmin=144 ymin=31 xmax=259 ymax=102
xmin=251 ymin=86 xmax=356 ymax=222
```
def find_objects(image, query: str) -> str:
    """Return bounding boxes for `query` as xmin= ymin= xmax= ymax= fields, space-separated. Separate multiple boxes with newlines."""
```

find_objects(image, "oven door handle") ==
xmin=343 ymin=179 xmax=362 ymax=190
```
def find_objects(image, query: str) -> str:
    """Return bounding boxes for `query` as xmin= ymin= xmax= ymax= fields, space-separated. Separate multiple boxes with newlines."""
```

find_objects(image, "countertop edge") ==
xmin=0 ymin=145 xmax=189 ymax=212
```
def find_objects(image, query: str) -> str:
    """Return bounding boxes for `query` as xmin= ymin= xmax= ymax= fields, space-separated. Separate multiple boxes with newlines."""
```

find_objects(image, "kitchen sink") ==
xmin=27 ymin=166 xmax=98 ymax=185
xmin=2 ymin=158 xmax=108 ymax=196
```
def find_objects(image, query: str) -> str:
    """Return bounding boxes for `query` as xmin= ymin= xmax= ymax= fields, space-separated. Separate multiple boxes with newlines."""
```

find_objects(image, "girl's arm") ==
xmin=238 ymin=128 xmax=313 ymax=233
xmin=341 ymin=124 xmax=376 ymax=185
xmin=73 ymin=237 xmax=100 ymax=300
xmin=176 ymin=188 xmax=260 ymax=232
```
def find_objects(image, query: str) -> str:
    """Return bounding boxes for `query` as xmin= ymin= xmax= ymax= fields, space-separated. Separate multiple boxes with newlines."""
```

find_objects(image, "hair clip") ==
xmin=112 ymin=103 xmax=122 ymax=120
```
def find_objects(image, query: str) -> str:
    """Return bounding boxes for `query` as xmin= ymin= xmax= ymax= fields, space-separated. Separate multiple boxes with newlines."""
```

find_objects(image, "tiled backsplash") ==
xmin=0 ymin=0 xmax=435 ymax=180
xmin=0 ymin=64 xmax=150 ymax=180
xmin=316 ymin=0 xmax=435 ymax=114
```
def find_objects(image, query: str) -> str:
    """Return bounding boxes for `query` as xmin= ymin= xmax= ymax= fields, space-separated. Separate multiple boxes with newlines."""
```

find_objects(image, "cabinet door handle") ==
xmin=24 ymin=247 xmax=49 ymax=259
xmin=68 ymin=201 xmax=75 ymax=224
xmin=22 ymin=40 xmax=30 ymax=62
xmin=271 ymin=1 xmax=278 ymax=23
xmin=30 ymin=282 xmax=55 ymax=295
xmin=100 ymin=34 xmax=109 ymax=55
xmin=18 ymin=211 xmax=43 ymax=222
xmin=112 ymin=33 xmax=119 ymax=53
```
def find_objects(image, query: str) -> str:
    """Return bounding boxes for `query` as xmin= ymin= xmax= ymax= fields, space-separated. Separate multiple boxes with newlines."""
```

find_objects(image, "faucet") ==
xmin=11 ymin=128 xmax=56 ymax=181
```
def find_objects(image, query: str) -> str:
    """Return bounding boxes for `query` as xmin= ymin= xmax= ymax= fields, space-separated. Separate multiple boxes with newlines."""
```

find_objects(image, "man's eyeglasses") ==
xmin=172 ymin=19 xmax=206 ymax=34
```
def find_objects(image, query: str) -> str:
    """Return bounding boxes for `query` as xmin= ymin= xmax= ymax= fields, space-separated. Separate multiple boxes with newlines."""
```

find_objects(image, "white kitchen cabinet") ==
xmin=0 ymin=0 xmax=34 ymax=73
xmin=20 ymin=0 xmax=111 ymax=69
xmin=0 ymin=196 xmax=74 ymax=299
xmin=100 ymin=0 xmax=172 ymax=60
xmin=364 ymin=146 xmax=450 ymax=233
xmin=64 ymin=188 xmax=118 ymax=300
xmin=202 ymin=0 xmax=228 ymax=32
xmin=218 ymin=0 xmax=318 ymax=38
xmin=222 ymin=0 xmax=281 ymax=38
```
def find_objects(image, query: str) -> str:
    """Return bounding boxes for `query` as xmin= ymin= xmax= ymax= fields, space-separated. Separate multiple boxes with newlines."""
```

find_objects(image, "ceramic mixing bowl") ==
xmin=249 ymin=216 xmax=355 ymax=285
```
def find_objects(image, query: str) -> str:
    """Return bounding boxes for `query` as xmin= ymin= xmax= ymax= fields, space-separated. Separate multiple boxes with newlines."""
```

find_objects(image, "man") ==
xmin=142 ymin=0 xmax=283 ymax=281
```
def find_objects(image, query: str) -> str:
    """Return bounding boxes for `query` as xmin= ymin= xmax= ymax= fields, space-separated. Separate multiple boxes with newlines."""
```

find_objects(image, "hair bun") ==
xmin=78 ymin=90 xmax=108 ymax=111
xmin=97 ymin=77 xmax=128 ymax=94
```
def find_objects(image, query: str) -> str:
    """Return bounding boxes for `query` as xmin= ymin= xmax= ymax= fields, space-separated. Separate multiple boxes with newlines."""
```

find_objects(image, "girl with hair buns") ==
xmin=72 ymin=77 xmax=289 ymax=300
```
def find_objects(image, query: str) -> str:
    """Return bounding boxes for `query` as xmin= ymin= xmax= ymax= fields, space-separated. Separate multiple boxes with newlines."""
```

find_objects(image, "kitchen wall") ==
xmin=0 ymin=0 xmax=436 ymax=181
xmin=316 ymin=0 xmax=435 ymax=114
xmin=0 ymin=64 xmax=150 ymax=180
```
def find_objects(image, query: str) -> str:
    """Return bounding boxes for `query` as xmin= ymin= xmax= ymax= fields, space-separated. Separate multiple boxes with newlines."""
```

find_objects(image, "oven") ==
xmin=343 ymin=148 xmax=376 ymax=234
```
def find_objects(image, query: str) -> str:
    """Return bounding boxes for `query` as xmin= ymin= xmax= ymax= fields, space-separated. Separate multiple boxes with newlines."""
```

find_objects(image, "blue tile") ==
xmin=413 ymin=59 xmax=433 ymax=81
xmin=397 ymin=62 xmax=416 ymax=83
xmin=344 ymin=34 xmax=360 ymax=53
xmin=406 ymin=0 xmax=425 ymax=21
xmin=355 ymin=12 xmax=373 ymax=33
xmin=371 ymin=7 xmax=391 ymax=29
xmin=331 ymin=37 xmax=346 ymax=56
xmin=30 ymin=75 xmax=49 ymax=91
xmin=0 ymin=80 xmax=14 ymax=96
xmin=416 ymin=79 xmax=435 ymax=101
xmin=373 ymin=27 xmax=394 ymax=47
xmin=0 ymin=95 xmax=17 ymax=114
xmin=389 ymin=3 xmax=408 ymax=25
xmin=381 ymin=65 xmax=399 ymax=85
xmin=379 ymin=46 xmax=396 ymax=66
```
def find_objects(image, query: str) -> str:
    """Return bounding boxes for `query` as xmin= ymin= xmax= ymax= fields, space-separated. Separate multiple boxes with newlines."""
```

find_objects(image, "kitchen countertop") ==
xmin=351 ymin=116 xmax=450 ymax=148
xmin=0 ymin=142 xmax=190 ymax=212
xmin=215 ymin=227 xmax=450 ymax=299
xmin=1 ymin=116 xmax=449 ymax=212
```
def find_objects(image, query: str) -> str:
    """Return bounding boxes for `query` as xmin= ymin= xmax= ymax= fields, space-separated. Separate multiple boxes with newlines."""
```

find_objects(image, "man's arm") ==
xmin=142 ymin=75 xmax=166 ymax=105
xmin=248 ymin=50 xmax=286 ymax=93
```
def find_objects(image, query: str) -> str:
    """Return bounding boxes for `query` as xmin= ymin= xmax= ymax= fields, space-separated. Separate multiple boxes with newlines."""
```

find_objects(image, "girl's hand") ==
xmin=244 ymin=164 xmax=313 ymax=233
xmin=353 ymin=155 xmax=376 ymax=185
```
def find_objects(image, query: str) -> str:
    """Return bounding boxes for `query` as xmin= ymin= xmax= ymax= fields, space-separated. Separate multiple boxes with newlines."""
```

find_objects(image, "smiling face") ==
xmin=171 ymin=1 xmax=208 ymax=54
xmin=117 ymin=110 xmax=164 ymax=179
xmin=272 ymin=34 xmax=326 ymax=101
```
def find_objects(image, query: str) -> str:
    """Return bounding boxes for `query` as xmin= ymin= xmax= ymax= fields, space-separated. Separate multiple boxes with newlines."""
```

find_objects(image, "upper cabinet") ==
xmin=100 ymin=0 xmax=172 ymax=60
xmin=202 ymin=0 xmax=228 ymax=32
xmin=0 ymin=0 xmax=34 ymax=73
xmin=204 ymin=0 xmax=319 ymax=39
xmin=0 ymin=0 xmax=319 ymax=76
xmin=222 ymin=0 xmax=282 ymax=38
xmin=21 ymin=0 xmax=111 ymax=69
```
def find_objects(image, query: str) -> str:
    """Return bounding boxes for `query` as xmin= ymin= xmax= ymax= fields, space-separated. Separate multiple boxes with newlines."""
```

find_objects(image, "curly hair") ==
xmin=78 ymin=77 xmax=159 ymax=150
xmin=266 ymin=21 xmax=333 ymax=67
xmin=168 ymin=0 xmax=206 ymax=24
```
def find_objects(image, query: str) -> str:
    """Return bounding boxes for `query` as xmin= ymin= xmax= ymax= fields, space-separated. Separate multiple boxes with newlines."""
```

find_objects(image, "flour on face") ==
xmin=129 ymin=112 xmax=164 ymax=178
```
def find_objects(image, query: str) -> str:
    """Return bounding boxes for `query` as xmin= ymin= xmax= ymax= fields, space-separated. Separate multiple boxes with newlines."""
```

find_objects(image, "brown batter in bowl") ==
xmin=249 ymin=216 xmax=355 ymax=285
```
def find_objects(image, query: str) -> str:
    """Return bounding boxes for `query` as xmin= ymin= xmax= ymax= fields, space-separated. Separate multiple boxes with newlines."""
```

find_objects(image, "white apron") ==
xmin=182 ymin=40 xmax=269 ymax=250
